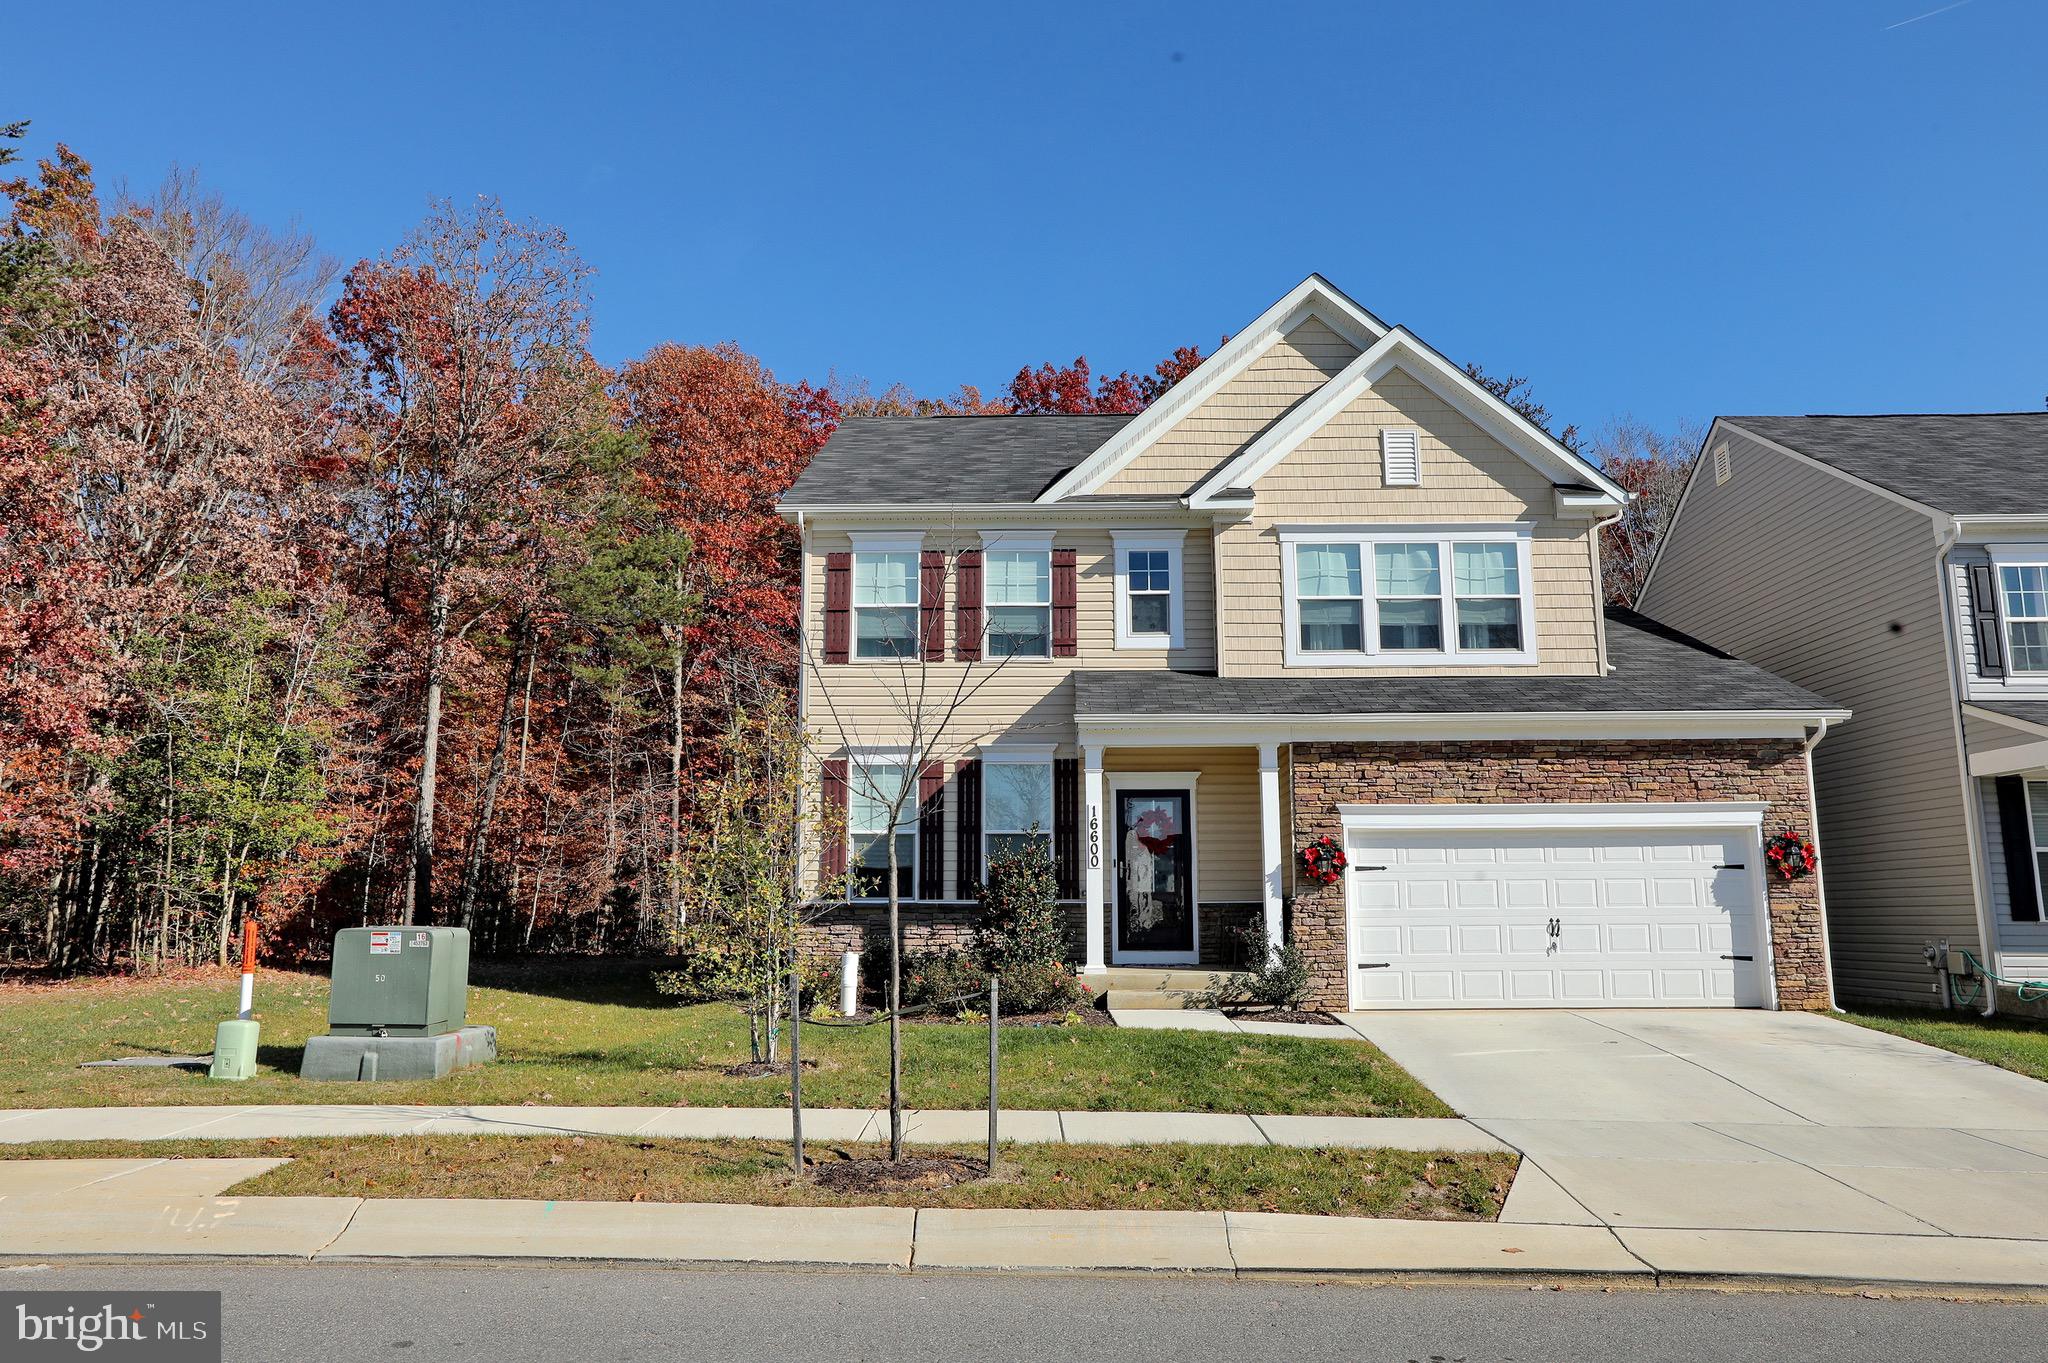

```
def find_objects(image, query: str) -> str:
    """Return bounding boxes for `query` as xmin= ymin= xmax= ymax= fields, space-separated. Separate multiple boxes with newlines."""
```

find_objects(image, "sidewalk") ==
xmin=3 ymin=1159 xmax=2046 ymax=1294
xmin=0 ymin=1103 xmax=1505 ymax=1152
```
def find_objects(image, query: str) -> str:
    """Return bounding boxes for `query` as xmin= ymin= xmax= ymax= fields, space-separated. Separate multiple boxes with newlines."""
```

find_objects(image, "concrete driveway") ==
xmin=1341 ymin=1009 xmax=2048 ymax=1239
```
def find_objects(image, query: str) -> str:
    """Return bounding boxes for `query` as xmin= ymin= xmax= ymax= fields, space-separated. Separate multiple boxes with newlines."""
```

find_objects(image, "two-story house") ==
xmin=1640 ymin=414 xmax=2048 ymax=1011
xmin=778 ymin=277 xmax=1845 ymax=1012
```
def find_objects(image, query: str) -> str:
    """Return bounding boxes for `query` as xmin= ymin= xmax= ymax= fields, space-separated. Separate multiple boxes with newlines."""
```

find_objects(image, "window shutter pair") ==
xmin=1970 ymin=563 xmax=2006 ymax=679
xmin=1996 ymin=775 xmax=2041 ymax=922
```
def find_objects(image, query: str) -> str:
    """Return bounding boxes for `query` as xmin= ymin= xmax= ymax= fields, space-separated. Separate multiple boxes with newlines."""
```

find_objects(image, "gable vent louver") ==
xmin=1713 ymin=443 xmax=1732 ymax=486
xmin=1382 ymin=428 xmax=1421 ymax=486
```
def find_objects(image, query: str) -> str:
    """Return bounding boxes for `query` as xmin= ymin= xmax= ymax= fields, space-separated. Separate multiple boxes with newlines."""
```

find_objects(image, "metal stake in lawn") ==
xmin=789 ymin=962 xmax=804 ymax=1176
xmin=987 ymin=973 xmax=999 ymax=1173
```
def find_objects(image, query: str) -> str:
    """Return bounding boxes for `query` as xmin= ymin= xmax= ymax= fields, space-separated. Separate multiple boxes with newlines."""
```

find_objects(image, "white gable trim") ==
xmin=1034 ymin=275 xmax=1388 ymax=503
xmin=1187 ymin=328 xmax=1629 ymax=508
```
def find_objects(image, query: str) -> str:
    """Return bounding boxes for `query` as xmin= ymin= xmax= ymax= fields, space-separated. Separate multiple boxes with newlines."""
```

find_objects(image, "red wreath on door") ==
xmin=1133 ymin=807 xmax=1179 ymax=854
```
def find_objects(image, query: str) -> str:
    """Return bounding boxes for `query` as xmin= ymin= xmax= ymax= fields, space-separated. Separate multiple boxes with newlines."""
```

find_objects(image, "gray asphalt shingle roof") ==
xmin=1725 ymin=414 xmax=2048 ymax=516
xmin=1966 ymin=701 xmax=2048 ymax=731
xmin=781 ymin=415 xmax=1139 ymax=507
xmin=1072 ymin=610 xmax=1839 ymax=718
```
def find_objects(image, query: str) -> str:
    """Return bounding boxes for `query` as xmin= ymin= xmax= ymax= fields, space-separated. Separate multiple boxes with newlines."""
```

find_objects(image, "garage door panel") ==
xmin=1347 ymin=824 xmax=1767 ymax=1010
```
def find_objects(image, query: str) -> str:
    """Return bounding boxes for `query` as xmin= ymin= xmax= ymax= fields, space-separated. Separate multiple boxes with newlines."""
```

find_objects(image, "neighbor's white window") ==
xmin=848 ymin=757 xmax=916 ymax=900
xmin=985 ymin=548 xmax=1052 ymax=658
xmin=1282 ymin=526 xmax=1536 ymax=666
xmin=2000 ymin=564 xmax=2048 ymax=673
xmin=1113 ymin=532 xmax=1186 ymax=650
xmin=851 ymin=547 xmax=920 ymax=661
xmin=983 ymin=756 xmax=1054 ymax=868
xmin=2027 ymin=781 xmax=2048 ymax=919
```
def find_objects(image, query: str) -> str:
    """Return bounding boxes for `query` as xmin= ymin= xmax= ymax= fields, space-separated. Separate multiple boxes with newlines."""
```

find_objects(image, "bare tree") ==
xmin=1586 ymin=416 xmax=1703 ymax=605
xmin=803 ymin=533 xmax=1049 ymax=1160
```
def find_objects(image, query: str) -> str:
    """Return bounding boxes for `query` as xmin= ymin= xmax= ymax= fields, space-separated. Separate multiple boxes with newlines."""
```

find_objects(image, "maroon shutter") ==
xmin=955 ymin=550 xmax=983 ymax=662
xmin=823 ymin=552 xmax=852 ymax=664
xmin=1051 ymin=547 xmax=1078 ymax=657
xmin=920 ymin=551 xmax=946 ymax=661
xmin=917 ymin=762 xmax=946 ymax=900
xmin=820 ymin=759 xmax=849 ymax=881
xmin=955 ymin=759 xmax=982 ymax=893
xmin=1053 ymin=757 xmax=1080 ymax=900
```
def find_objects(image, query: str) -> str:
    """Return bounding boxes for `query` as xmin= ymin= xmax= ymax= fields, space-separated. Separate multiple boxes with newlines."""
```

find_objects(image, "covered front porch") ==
xmin=1076 ymin=738 xmax=1291 ymax=977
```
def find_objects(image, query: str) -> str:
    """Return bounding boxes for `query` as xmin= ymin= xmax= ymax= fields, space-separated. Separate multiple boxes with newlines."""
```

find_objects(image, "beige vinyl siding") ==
xmin=1637 ymin=426 xmax=1976 ymax=1004
xmin=1217 ymin=366 xmax=1602 ymax=677
xmin=1096 ymin=318 xmax=1357 ymax=497
xmin=802 ymin=525 xmax=1216 ymax=757
xmin=1105 ymin=746 xmax=1264 ymax=901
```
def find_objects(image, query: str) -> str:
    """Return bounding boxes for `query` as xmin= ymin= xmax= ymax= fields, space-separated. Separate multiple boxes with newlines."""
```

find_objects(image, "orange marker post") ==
xmin=238 ymin=918 xmax=259 ymax=1020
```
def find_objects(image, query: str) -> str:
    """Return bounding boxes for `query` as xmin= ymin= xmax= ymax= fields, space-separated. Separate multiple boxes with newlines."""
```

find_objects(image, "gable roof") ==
xmin=1722 ymin=414 xmax=2048 ymax=517
xmin=1034 ymin=274 xmax=1390 ymax=502
xmin=1186 ymin=325 xmax=1629 ymax=506
xmin=780 ymin=415 xmax=1137 ymax=508
xmin=1072 ymin=609 xmax=1841 ymax=719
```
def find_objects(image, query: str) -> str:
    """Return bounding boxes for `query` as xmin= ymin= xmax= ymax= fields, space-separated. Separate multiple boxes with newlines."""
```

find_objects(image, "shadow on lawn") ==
xmin=465 ymin=955 xmax=675 ymax=1009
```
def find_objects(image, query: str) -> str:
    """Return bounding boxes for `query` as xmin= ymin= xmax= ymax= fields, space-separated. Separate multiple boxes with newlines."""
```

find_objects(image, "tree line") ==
xmin=0 ymin=126 xmax=1243 ymax=973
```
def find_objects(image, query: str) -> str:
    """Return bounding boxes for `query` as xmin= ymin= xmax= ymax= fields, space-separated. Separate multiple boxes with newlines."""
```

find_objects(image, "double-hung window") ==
xmin=848 ymin=756 xmax=916 ymax=899
xmin=983 ymin=752 xmax=1054 ymax=869
xmin=1283 ymin=526 xmax=1535 ymax=666
xmin=984 ymin=536 xmax=1052 ymax=658
xmin=850 ymin=537 xmax=921 ymax=661
xmin=2000 ymin=563 xmax=2048 ymax=674
xmin=1113 ymin=532 xmax=1186 ymax=649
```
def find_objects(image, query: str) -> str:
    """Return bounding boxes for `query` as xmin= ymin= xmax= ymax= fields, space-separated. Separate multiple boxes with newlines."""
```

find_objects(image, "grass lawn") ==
xmin=1842 ymin=1006 xmax=2048 ymax=1084
xmin=0 ymin=960 xmax=1449 ymax=1117
xmin=0 ymin=1136 xmax=1514 ymax=1219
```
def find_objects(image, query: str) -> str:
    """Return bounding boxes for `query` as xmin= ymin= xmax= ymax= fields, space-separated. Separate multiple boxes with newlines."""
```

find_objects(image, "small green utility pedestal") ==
xmin=209 ymin=1020 xmax=260 ymax=1081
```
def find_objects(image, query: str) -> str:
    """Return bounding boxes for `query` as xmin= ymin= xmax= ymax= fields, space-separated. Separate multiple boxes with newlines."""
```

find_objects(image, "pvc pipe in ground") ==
xmin=840 ymin=951 xmax=860 ymax=1016
xmin=237 ymin=918 xmax=259 ymax=1020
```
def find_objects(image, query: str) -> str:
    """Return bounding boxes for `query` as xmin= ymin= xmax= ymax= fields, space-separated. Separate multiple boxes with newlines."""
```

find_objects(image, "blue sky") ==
xmin=10 ymin=1 xmax=2045 ymax=435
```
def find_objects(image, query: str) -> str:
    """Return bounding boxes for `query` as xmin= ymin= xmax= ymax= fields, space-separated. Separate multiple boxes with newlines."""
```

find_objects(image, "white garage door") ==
xmin=1346 ymin=825 xmax=1768 ymax=1009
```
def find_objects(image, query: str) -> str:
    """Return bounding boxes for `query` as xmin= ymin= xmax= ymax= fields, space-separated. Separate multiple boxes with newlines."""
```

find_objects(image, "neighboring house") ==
xmin=1640 ymin=413 xmax=2048 ymax=1010
xmin=777 ymin=277 xmax=1845 ymax=1012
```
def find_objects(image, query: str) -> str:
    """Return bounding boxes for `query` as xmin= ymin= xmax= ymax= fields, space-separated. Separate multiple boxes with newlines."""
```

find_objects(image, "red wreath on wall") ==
xmin=1763 ymin=829 xmax=1817 ymax=881
xmin=1299 ymin=835 xmax=1348 ymax=885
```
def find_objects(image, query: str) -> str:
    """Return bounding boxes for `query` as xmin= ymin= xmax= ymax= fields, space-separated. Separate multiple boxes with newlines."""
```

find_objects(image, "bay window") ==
xmin=1282 ymin=525 xmax=1535 ymax=666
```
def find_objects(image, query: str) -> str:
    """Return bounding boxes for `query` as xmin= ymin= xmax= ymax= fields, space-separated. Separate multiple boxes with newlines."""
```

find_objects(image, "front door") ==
xmin=1114 ymin=790 xmax=1196 ymax=961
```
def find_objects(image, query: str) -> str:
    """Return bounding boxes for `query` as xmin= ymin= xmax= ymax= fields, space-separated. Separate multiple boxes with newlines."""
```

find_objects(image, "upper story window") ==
xmin=1280 ymin=525 xmax=1536 ymax=668
xmin=849 ymin=534 xmax=922 ymax=661
xmin=983 ymin=533 xmax=1053 ymax=658
xmin=2000 ymin=564 xmax=2048 ymax=673
xmin=848 ymin=755 xmax=916 ymax=900
xmin=1113 ymin=532 xmax=1186 ymax=650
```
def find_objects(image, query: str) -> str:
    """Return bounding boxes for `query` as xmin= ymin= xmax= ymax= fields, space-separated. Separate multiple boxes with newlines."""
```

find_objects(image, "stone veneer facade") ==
xmin=1286 ymin=738 xmax=1830 ymax=1012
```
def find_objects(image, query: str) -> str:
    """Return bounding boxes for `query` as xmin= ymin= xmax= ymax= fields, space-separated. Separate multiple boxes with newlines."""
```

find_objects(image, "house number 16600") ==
xmin=1086 ymin=809 xmax=1101 ymax=869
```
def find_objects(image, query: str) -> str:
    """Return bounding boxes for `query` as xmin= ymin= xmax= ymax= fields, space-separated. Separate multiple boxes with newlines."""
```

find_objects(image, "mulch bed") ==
xmin=725 ymin=1058 xmax=820 ymax=1078
xmin=1222 ymin=1008 xmax=1344 ymax=1026
xmin=834 ymin=1008 xmax=1116 ymax=1029
xmin=808 ymin=1153 xmax=988 ymax=1194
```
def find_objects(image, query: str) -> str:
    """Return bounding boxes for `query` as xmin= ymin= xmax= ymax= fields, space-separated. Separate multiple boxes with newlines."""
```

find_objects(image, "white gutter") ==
xmin=1801 ymin=716 xmax=1841 ymax=1011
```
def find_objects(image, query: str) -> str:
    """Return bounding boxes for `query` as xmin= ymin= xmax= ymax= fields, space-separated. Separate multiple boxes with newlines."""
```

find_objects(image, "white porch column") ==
xmin=1258 ymin=742 xmax=1284 ymax=961
xmin=1082 ymin=743 xmax=1108 ymax=974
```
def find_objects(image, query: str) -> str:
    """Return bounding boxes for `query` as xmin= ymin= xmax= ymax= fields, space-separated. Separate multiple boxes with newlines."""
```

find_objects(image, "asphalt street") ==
xmin=10 ymin=1263 xmax=2048 ymax=1363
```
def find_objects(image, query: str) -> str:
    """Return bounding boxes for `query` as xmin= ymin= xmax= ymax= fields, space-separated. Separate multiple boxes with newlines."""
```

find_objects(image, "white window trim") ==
xmin=2020 ymin=779 xmax=2048 ymax=923
xmin=1990 ymin=543 xmax=2048 ymax=686
xmin=980 ymin=745 xmax=1057 ymax=878
xmin=845 ymin=747 xmax=920 ymax=904
xmin=1112 ymin=531 xmax=1186 ymax=651
xmin=1105 ymin=771 xmax=1201 ymax=966
xmin=1277 ymin=523 xmax=1538 ymax=668
xmin=979 ymin=533 xmax=1054 ymax=662
xmin=846 ymin=532 xmax=925 ymax=666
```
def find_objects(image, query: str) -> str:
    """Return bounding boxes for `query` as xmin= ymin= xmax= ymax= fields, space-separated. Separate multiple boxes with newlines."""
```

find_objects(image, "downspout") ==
xmin=1801 ymin=717 xmax=1840 ymax=1011
xmin=1591 ymin=510 xmax=1624 ymax=674
xmin=1933 ymin=516 xmax=1999 ymax=1016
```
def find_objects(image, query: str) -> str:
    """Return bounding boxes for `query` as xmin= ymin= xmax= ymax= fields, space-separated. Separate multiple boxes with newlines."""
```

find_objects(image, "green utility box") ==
xmin=328 ymin=926 xmax=470 ymax=1036
xmin=209 ymin=1019 xmax=260 ymax=1081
